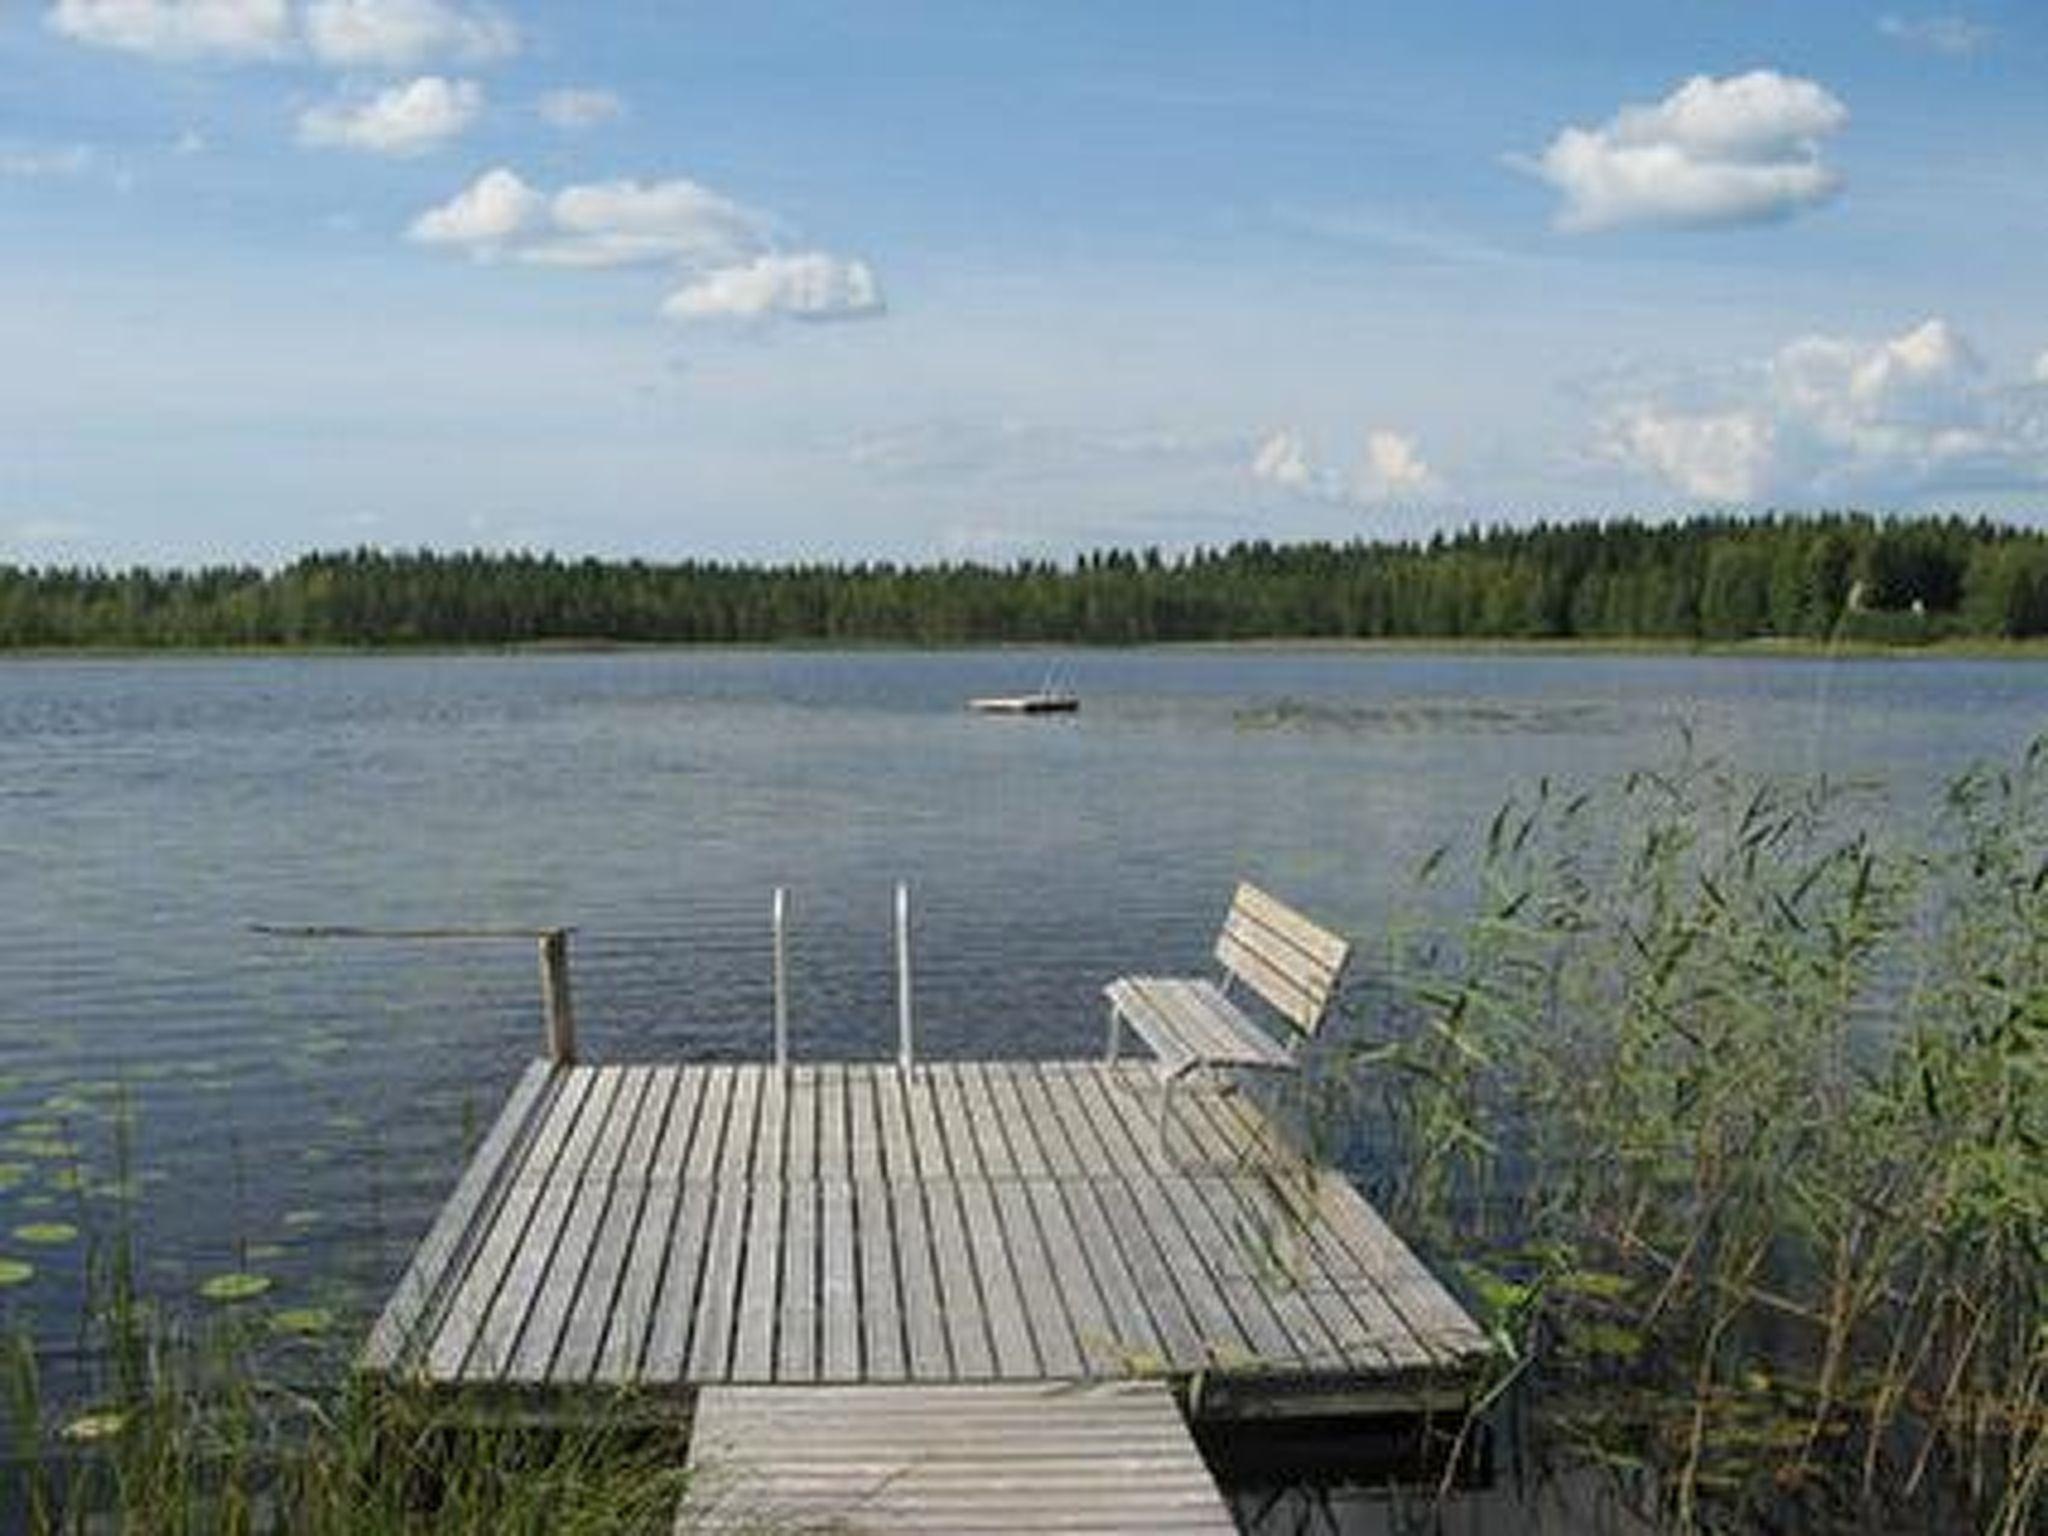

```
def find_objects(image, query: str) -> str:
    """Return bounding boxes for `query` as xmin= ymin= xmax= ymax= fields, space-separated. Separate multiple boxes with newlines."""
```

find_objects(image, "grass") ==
xmin=1342 ymin=732 xmax=2048 ymax=1532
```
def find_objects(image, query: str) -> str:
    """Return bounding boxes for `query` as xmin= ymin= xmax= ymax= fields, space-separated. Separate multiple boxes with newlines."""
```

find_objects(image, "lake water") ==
xmin=2 ymin=647 xmax=2041 ymax=1529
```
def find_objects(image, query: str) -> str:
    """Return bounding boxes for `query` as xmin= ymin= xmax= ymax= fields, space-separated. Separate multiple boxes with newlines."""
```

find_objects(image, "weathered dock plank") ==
xmin=681 ymin=1382 xmax=1236 ymax=1534
xmin=367 ymin=1059 xmax=1490 ymax=1416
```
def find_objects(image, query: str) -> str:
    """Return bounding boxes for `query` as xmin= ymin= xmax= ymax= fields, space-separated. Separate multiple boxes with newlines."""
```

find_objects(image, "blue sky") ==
xmin=3 ymin=1 xmax=2045 ymax=566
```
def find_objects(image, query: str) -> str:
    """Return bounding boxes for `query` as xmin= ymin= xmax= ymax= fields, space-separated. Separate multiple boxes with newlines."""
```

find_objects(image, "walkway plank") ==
xmin=682 ymin=1382 xmax=1236 ymax=1534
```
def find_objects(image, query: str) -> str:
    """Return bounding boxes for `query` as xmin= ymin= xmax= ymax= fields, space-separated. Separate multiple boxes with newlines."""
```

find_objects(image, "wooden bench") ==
xmin=1105 ymin=882 xmax=1352 ymax=1139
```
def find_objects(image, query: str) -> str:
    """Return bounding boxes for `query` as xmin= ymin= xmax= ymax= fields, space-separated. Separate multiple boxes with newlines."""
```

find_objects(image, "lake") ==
xmin=2 ymin=646 xmax=2041 ymax=1529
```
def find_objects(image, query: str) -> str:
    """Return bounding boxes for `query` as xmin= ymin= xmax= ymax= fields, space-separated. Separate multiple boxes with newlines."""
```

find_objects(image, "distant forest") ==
xmin=4 ymin=514 xmax=2047 ymax=648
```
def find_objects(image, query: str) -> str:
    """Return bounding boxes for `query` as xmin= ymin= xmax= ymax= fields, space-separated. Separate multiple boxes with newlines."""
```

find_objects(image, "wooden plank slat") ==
xmin=775 ymin=1179 xmax=817 ymax=1381
xmin=1064 ymin=1066 xmax=1268 ymax=1369
xmin=819 ymin=1179 xmax=861 ymax=1381
xmin=593 ymin=1066 xmax=704 ymax=1381
xmin=784 ymin=1065 xmax=816 ymax=1185
xmin=920 ymin=1176 xmax=993 ymax=1380
xmin=1032 ymin=1066 xmax=1208 ymax=1368
xmin=889 ymin=1179 xmax=951 ymax=1380
xmin=683 ymin=1382 xmax=1236 ymax=1535
xmin=468 ymin=1066 xmax=626 ymax=1380
xmin=1086 ymin=1066 xmax=1308 ymax=1371
xmin=507 ymin=1065 xmax=654 ymax=1381
xmin=730 ymin=1179 xmax=784 ymax=1382
xmin=422 ymin=1067 xmax=597 ymax=1380
xmin=1009 ymin=1065 xmax=1169 ymax=1372
xmin=1233 ymin=881 xmax=1352 ymax=972
xmin=687 ymin=1069 xmax=763 ymax=1381
xmin=361 ymin=1057 xmax=555 ymax=1372
xmin=641 ymin=1069 xmax=736 ymax=1380
xmin=854 ymin=1177 xmax=907 ymax=1380
xmin=1215 ymin=926 xmax=1329 ymax=1031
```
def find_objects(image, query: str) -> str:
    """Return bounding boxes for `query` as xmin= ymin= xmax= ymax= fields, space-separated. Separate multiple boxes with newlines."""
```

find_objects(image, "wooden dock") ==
xmin=364 ymin=1059 xmax=1488 ymax=1414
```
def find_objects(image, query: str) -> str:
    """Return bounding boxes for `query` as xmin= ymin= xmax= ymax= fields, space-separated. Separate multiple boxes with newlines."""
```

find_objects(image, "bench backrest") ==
xmin=1213 ymin=882 xmax=1352 ymax=1037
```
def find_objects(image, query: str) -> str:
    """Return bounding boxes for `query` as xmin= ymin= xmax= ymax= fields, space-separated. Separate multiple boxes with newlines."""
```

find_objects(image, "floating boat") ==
xmin=967 ymin=688 xmax=1079 ymax=715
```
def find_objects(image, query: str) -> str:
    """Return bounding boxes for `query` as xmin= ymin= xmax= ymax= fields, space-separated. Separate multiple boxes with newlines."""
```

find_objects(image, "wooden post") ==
xmin=772 ymin=887 xmax=790 ymax=1070
xmin=895 ymin=881 xmax=914 ymax=1071
xmin=539 ymin=928 xmax=577 ymax=1065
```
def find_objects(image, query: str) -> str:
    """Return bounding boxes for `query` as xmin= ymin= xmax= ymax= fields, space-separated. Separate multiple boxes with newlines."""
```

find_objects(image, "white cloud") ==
xmin=2033 ymin=350 xmax=2048 ymax=385
xmin=537 ymin=87 xmax=625 ymax=130
xmin=534 ymin=178 xmax=770 ymax=269
xmin=410 ymin=167 xmax=885 ymax=328
xmin=1251 ymin=428 xmax=1316 ymax=493
xmin=407 ymin=164 xmax=540 ymax=249
xmin=0 ymin=142 xmax=96 ymax=177
xmin=661 ymin=252 xmax=884 ymax=322
xmin=173 ymin=127 xmax=207 ymax=155
xmin=1879 ymin=15 xmax=1993 ymax=56
xmin=1603 ymin=407 xmax=1775 ymax=502
xmin=1600 ymin=318 xmax=2048 ymax=502
xmin=302 ymin=0 xmax=515 ymax=68
xmin=1252 ymin=426 xmax=1441 ymax=501
xmin=1358 ymin=429 xmax=1437 ymax=499
xmin=298 ymin=75 xmax=481 ymax=156
xmin=46 ymin=0 xmax=292 ymax=60
xmin=1523 ymin=70 xmax=1848 ymax=232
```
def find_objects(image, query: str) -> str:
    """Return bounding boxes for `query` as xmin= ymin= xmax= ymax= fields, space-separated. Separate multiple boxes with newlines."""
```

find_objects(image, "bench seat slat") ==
xmin=1105 ymin=978 xmax=1292 ymax=1074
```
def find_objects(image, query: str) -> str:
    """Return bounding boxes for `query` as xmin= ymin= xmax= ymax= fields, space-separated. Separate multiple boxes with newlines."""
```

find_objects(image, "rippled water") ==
xmin=2 ymin=647 xmax=2040 ymax=1527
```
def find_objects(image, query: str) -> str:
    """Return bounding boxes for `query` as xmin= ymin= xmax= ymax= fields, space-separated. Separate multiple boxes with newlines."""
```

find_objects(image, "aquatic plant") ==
xmin=1350 ymin=735 xmax=2048 ymax=1531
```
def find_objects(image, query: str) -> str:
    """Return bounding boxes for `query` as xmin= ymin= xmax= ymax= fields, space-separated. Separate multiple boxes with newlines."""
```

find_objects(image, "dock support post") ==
xmin=539 ymin=928 xmax=577 ymax=1065
xmin=895 ymin=881 xmax=914 ymax=1070
xmin=772 ymin=887 xmax=790 ymax=1070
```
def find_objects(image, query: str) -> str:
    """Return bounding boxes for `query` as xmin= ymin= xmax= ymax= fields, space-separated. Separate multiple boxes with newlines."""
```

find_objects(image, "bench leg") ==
xmin=1105 ymin=1003 xmax=1123 ymax=1065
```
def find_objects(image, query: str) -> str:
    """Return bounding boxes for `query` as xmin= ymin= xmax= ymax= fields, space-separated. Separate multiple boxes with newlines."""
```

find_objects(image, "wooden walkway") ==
xmin=364 ymin=1060 xmax=1488 ymax=1414
xmin=680 ymin=1383 xmax=1236 ymax=1532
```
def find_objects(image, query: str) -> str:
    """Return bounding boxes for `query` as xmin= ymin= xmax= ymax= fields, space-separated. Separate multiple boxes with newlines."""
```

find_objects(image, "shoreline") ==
xmin=2 ymin=635 xmax=2046 ymax=662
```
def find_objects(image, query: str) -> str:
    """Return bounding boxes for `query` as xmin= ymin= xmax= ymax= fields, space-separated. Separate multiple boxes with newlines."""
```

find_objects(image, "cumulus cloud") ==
xmin=1878 ymin=14 xmax=1993 ymax=56
xmin=1358 ymin=429 xmax=1437 ymax=498
xmin=46 ymin=0 xmax=293 ymax=60
xmin=661 ymin=252 xmax=883 ymax=322
xmin=302 ymin=0 xmax=514 ymax=68
xmin=1522 ymin=70 xmax=1848 ymax=232
xmin=537 ymin=178 xmax=770 ymax=269
xmin=407 ymin=164 xmax=540 ymax=247
xmin=537 ymin=87 xmax=625 ymax=130
xmin=1250 ymin=429 xmax=1316 ymax=493
xmin=298 ymin=75 xmax=480 ymax=155
xmin=47 ymin=0 xmax=514 ymax=66
xmin=1252 ymin=426 xmax=1441 ymax=502
xmin=410 ymin=166 xmax=884 ymax=327
xmin=1599 ymin=318 xmax=2048 ymax=502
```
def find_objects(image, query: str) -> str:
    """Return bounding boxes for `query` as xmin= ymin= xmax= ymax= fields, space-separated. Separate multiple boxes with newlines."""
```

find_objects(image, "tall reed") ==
xmin=1352 ymin=736 xmax=2047 ymax=1531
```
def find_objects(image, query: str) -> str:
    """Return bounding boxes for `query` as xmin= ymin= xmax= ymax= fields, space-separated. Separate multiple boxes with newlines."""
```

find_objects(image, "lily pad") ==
xmin=0 ymin=1258 xmax=34 ymax=1286
xmin=272 ymin=1306 xmax=337 ymax=1336
xmin=0 ymin=1162 xmax=31 ymax=1191
xmin=199 ymin=1271 xmax=272 ymax=1304
xmin=62 ymin=1411 xmax=126 ymax=1443
xmin=12 ymin=1222 xmax=79 ymax=1246
xmin=1554 ymin=1267 xmax=1636 ymax=1303
xmin=282 ymin=1209 xmax=321 ymax=1229
xmin=2 ymin=1138 xmax=73 ymax=1160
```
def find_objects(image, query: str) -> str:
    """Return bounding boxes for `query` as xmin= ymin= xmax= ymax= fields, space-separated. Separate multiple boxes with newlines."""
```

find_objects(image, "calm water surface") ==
xmin=2 ymin=648 xmax=2041 ymax=1529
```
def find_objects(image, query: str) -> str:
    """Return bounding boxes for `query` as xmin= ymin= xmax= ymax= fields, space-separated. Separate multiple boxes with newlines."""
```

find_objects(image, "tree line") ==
xmin=3 ymin=513 xmax=2046 ymax=649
